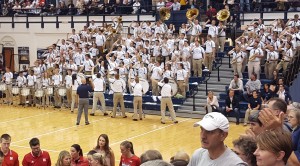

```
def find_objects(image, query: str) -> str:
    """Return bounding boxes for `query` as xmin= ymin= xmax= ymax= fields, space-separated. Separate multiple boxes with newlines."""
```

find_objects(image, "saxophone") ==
xmin=249 ymin=52 xmax=258 ymax=62
xmin=231 ymin=54 xmax=242 ymax=65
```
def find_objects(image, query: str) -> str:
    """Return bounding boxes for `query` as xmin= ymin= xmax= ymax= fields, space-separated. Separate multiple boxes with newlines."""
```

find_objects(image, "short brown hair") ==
xmin=233 ymin=137 xmax=257 ymax=166
xmin=256 ymin=130 xmax=292 ymax=164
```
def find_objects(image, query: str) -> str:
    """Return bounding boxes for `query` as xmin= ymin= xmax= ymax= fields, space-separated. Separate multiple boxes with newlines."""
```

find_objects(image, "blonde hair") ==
xmin=92 ymin=153 xmax=105 ymax=166
xmin=55 ymin=150 xmax=71 ymax=166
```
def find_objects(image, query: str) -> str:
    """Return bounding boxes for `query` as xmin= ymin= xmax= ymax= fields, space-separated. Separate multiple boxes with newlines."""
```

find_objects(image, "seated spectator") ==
xmin=240 ymin=0 xmax=250 ymax=11
xmin=55 ymin=150 xmax=71 ymax=166
xmin=204 ymin=91 xmax=220 ymax=114
xmin=140 ymin=150 xmax=163 ymax=164
xmin=277 ymin=84 xmax=292 ymax=104
xmin=179 ymin=0 xmax=188 ymax=10
xmin=169 ymin=0 xmax=181 ymax=11
xmin=244 ymin=90 xmax=262 ymax=126
xmin=165 ymin=0 xmax=173 ymax=8
xmin=206 ymin=5 xmax=217 ymax=21
xmin=287 ymin=109 xmax=300 ymax=163
xmin=261 ymin=83 xmax=277 ymax=104
xmin=243 ymin=111 xmax=265 ymax=138
xmin=254 ymin=129 xmax=293 ymax=166
xmin=288 ymin=0 xmax=300 ymax=11
xmin=132 ymin=0 xmax=141 ymax=14
xmin=275 ymin=0 xmax=288 ymax=11
xmin=243 ymin=73 xmax=261 ymax=102
xmin=157 ymin=0 xmax=166 ymax=10
xmin=222 ymin=89 xmax=240 ymax=125
xmin=119 ymin=141 xmax=141 ymax=166
xmin=170 ymin=151 xmax=190 ymax=166
xmin=70 ymin=144 xmax=89 ymax=166
xmin=141 ymin=160 xmax=172 ymax=166
xmin=228 ymin=74 xmax=244 ymax=97
xmin=232 ymin=137 xmax=257 ymax=166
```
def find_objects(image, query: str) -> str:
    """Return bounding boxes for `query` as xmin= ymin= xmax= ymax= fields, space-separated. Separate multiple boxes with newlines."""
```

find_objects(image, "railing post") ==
xmin=41 ymin=15 xmax=44 ymax=28
xmin=56 ymin=16 xmax=59 ymax=28
xmin=12 ymin=16 xmax=15 ymax=28
xmin=71 ymin=15 xmax=74 ymax=28
xmin=26 ymin=15 xmax=29 ymax=28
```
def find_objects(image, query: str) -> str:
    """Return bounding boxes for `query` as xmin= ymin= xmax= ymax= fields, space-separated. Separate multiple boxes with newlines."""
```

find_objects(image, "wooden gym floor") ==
xmin=0 ymin=105 xmax=246 ymax=164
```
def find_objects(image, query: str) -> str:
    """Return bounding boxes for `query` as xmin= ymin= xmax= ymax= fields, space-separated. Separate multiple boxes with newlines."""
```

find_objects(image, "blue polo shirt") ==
xmin=77 ymin=84 xmax=93 ymax=98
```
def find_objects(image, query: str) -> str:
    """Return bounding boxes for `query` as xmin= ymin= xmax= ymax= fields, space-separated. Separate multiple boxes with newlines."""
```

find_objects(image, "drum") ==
xmin=12 ymin=86 xmax=20 ymax=95
xmin=21 ymin=88 xmax=30 ymax=97
xmin=110 ymin=79 xmax=126 ymax=93
xmin=0 ymin=83 xmax=6 ymax=91
xmin=46 ymin=86 xmax=54 ymax=95
xmin=35 ymin=89 xmax=44 ymax=98
xmin=158 ymin=78 xmax=178 ymax=96
xmin=131 ymin=78 xmax=149 ymax=95
xmin=58 ymin=87 xmax=67 ymax=96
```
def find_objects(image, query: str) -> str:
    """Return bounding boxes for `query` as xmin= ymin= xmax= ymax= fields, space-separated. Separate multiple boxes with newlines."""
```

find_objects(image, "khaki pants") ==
xmin=19 ymin=92 xmax=25 ymax=104
xmin=54 ymin=87 xmax=61 ymax=107
xmin=66 ymin=88 xmax=72 ymax=107
xmin=98 ymin=46 xmax=104 ymax=58
xmin=204 ymin=53 xmax=213 ymax=72
xmin=276 ymin=61 xmax=289 ymax=76
xmin=28 ymin=87 xmax=35 ymax=105
xmin=152 ymin=79 xmax=159 ymax=96
xmin=133 ymin=96 xmax=143 ymax=120
xmin=192 ymin=59 xmax=203 ymax=77
xmin=218 ymin=36 xmax=226 ymax=52
xmin=92 ymin=92 xmax=106 ymax=114
xmin=244 ymin=109 xmax=259 ymax=124
xmin=177 ymin=80 xmax=186 ymax=97
xmin=265 ymin=61 xmax=277 ymax=80
xmin=71 ymin=90 xmax=78 ymax=112
xmin=42 ymin=89 xmax=49 ymax=106
xmin=112 ymin=92 xmax=126 ymax=117
xmin=213 ymin=37 xmax=219 ymax=52
xmin=232 ymin=62 xmax=243 ymax=78
xmin=161 ymin=97 xmax=177 ymax=123
xmin=5 ymin=84 xmax=12 ymax=103
xmin=247 ymin=61 xmax=261 ymax=79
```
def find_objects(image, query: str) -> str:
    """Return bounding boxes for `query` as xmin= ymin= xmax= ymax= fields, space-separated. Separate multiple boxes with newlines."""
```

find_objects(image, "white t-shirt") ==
xmin=131 ymin=82 xmax=143 ymax=96
xmin=158 ymin=82 xmax=172 ymax=97
xmin=92 ymin=75 xmax=105 ymax=92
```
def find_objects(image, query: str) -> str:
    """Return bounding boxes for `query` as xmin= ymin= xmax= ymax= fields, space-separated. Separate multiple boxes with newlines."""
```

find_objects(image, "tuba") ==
xmin=217 ymin=9 xmax=230 ymax=21
xmin=159 ymin=7 xmax=171 ymax=21
xmin=186 ymin=8 xmax=199 ymax=20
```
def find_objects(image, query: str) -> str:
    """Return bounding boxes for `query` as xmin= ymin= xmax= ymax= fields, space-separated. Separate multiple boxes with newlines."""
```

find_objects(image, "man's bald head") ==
xmin=81 ymin=78 xmax=86 ymax=84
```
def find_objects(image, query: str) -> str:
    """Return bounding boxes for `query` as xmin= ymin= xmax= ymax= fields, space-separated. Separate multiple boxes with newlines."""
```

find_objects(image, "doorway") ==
xmin=3 ymin=47 xmax=14 ymax=71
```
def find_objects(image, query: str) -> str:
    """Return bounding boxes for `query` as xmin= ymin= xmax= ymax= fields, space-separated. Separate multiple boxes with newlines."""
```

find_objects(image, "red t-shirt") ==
xmin=3 ymin=149 xmax=19 ymax=166
xmin=22 ymin=151 xmax=51 ymax=166
xmin=119 ymin=155 xmax=141 ymax=166
xmin=71 ymin=156 xmax=89 ymax=166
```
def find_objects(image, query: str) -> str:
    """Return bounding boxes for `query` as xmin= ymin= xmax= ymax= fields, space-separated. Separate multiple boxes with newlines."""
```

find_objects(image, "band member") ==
xmin=229 ymin=45 xmax=244 ymax=78
xmin=150 ymin=62 xmax=163 ymax=96
xmin=65 ymin=69 xmax=73 ymax=108
xmin=248 ymin=41 xmax=264 ymax=79
xmin=151 ymin=77 xmax=178 ymax=124
xmin=16 ymin=72 xmax=27 ymax=105
xmin=130 ymin=77 xmax=143 ymax=121
xmin=203 ymin=35 xmax=216 ymax=72
xmin=191 ymin=40 xmax=205 ymax=77
xmin=52 ymin=68 xmax=62 ymax=108
xmin=41 ymin=72 xmax=51 ymax=106
xmin=66 ymin=59 xmax=78 ymax=75
xmin=80 ymin=54 xmax=94 ymax=75
xmin=265 ymin=45 xmax=279 ymax=80
xmin=27 ymin=70 xmax=36 ymax=106
xmin=90 ymin=67 xmax=107 ymax=116
xmin=71 ymin=74 xmax=81 ymax=113
xmin=176 ymin=63 xmax=188 ymax=97
xmin=217 ymin=21 xmax=226 ymax=52
xmin=94 ymin=30 xmax=106 ymax=58
xmin=33 ymin=60 xmax=42 ymax=89
xmin=2 ymin=67 xmax=13 ymax=105
xmin=109 ymin=74 xmax=127 ymax=118
xmin=276 ymin=42 xmax=294 ymax=76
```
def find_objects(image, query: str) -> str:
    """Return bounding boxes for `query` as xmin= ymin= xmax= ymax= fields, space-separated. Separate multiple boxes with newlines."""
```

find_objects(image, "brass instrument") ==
xmin=159 ymin=7 xmax=171 ymax=21
xmin=249 ymin=53 xmax=257 ymax=61
xmin=117 ymin=16 xmax=122 ymax=23
xmin=186 ymin=8 xmax=199 ymax=20
xmin=216 ymin=9 xmax=230 ymax=21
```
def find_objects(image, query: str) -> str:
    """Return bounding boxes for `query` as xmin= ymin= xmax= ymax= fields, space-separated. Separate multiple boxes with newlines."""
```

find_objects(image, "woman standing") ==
xmin=254 ymin=130 xmax=293 ymax=166
xmin=119 ymin=141 xmax=140 ymax=166
xmin=94 ymin=134 xmax=115 ymax=166
xmin=70 ymin=144 xmax=89 ymax=166
xmin=56 ymin=150 xmax=71 ymax=166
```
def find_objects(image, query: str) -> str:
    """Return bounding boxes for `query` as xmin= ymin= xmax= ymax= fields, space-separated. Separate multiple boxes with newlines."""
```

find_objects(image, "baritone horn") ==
xmin=186 ymin=8 xmax=199 ymax=20
xmin=159 ymin=7 xmax=171 ymax=21
xmin=217 ymin=9 xmax=230 ymax=21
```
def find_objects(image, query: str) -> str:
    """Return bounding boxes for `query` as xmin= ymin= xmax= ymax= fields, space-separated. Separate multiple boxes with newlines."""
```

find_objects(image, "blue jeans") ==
xmin=240 ymin=0 xmax=250 ymax=11
xmin=222 ymin=107 xmax=240 ymax=124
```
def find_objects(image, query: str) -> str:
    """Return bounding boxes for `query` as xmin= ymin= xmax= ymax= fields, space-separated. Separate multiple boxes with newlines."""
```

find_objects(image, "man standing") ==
xmin=109 ymin=74 xmax=127 ymax=118
xmin=189 ymin=112 xmax=247 ymax=166
xmin=130 ymin=77 xmax=143 ymax=121
xmin=90 ymin=71 xmax=107 ymax=116
xmin=248 ymin=41 xmax=263 ymax=79
xmin=2 ymin=67 xmax=13 ymax=105
xmin=151 ymin=77 xmax=178 ymax=124
xmin=151 ymin=62 xmax=163 ymax=96
xmin=76 ymin=78 xmax=94 ymax=125
xmin=203 ymin=35 xmax=215 ymax=72
xmin=222 ymin=90 xmax=240 ymax=125
xmin=0 ymin=134 xmax=19 ymax=166
xmin=22 ymin=138 xmax=51 ymax=166
xmin=191 ymin=40 xmax=205 ymax=77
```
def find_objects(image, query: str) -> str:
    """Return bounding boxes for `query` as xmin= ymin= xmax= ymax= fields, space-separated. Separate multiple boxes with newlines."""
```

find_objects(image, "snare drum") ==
xmin=159 ymin=78 xmax=178 ymax=96
xmin=12 ymin=86 xmax=20 ymax=95
xmin=58 ymin=87 xmax=67 ymax=96
xmin=21 ymin=88 xmax=30 ymax=96
xmin=46 ymin=86 xmax=54 ymax=95
xmin=35 ymin=89 xmax=44 ymax=98
xmin=0 ymin=83 xmax=6 ymax=91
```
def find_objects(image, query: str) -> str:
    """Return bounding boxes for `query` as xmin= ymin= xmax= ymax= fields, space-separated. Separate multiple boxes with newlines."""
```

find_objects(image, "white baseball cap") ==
xmin=194 ymin=112 xmax=229 ymax=132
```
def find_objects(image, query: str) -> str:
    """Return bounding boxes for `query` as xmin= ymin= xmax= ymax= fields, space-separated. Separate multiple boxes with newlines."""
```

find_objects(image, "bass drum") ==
xmin=109 ymin=79 xmax=127 ymax=94
xmin=130 ymin=78 xmax=149 ymax=95
xmin=158 ymin=78 xmax=178 ymax=96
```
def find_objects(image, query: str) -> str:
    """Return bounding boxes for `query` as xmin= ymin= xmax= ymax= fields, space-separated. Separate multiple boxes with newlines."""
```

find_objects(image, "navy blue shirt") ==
xmin=249 ymin=97 xmax=262 ymax=109
xmin=77 ymin=84 xmax=93 ymax=98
